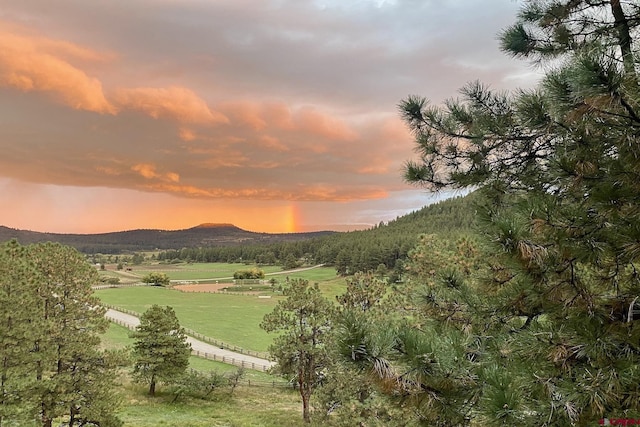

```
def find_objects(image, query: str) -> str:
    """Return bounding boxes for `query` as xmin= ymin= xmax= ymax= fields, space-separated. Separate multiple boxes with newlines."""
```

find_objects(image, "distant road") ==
xmin=94 ymin=263 xmax=328 ymax=288
xmin=105 ymin=309 xmax=275 ymax=371
xmin=169 ymin=263 xmax=326 ymax=284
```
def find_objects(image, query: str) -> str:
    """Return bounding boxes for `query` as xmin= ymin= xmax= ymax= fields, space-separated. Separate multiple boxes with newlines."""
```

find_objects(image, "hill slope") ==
xmin=156 ymin=193 xmax=480 ymax=275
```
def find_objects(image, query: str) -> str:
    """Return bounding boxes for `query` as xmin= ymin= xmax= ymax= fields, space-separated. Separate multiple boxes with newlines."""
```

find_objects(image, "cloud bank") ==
xmin=0 ymin=0 xmax=538 ymax=232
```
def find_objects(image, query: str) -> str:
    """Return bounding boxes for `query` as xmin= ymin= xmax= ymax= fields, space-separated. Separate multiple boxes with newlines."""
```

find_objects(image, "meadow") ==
xmin=96 ymin=264 xmax=346 ymax=352
xmin=96 ymin=262 xmax=347 ymax=426
xmin=96 ymin=287 xmax=277 ymax=351
xmin=100 ymin=324 xmax=303 ymax=426
xmin=115 ymin=262 xmax=337 ymax=283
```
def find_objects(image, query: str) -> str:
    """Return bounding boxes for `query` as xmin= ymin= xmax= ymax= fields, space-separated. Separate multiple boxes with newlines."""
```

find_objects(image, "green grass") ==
xmin=316 ymin=277 xmax=349 ymax=301
xmin=98 ymin=325 xmax=301 ymax=426
xmin=96 ymin=287 xmax=278 ymax=352
xmin=131 ymin=263 xmax=283 ymax=281
xmin=96 ymin=265 xmax=348 ymax=351
xmin=117 ymin=383 xmax=303 ymax=427
xmin=267 ymin=266 xmax=338 ymax=283
xmin=106 ymin=263 xmax=338 ymax=283
xmin=100 ymin=323 xmax=281 ymax=383
xmin=100 ymin=322 xmax=133 ymax=350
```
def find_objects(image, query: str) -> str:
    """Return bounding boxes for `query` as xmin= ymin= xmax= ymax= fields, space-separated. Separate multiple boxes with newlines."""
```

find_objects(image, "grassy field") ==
xmin=117 ymin=383 xmax=303 ymax=427
xmin=97 ymin=264 xmax=347 ymax=352
xmin=94 ymin=262 xmax=350 ymax=426
xmin=102 ymin=263 xmax=339 ymax=283
xmin=100 ymin=325 xmax=303 ymax=426
xmin=96 ymin=287 xmax=277 ymax=351
xmin=101 ymin=323 xmax=282 ymax=383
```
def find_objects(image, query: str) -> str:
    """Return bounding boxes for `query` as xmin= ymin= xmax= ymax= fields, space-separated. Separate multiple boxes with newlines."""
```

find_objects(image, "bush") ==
xmin=169 ymin=370 xmax=228 ymax=402
xmin=233 ymin=268 xmax=264 ymax=280
xmin=141 ymin=272 xmax=170 ymax=287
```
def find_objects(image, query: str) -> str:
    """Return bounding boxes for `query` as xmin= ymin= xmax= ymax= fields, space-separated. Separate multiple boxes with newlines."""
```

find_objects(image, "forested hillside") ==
xmin=157 ymin=192 xmax=479 ymax=278
xmin=0 ymin=223 xmax=334 ymax=254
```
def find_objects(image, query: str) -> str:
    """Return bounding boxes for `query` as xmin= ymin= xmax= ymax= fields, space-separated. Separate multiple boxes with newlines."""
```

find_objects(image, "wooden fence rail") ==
xmin=106 ymin=317 xmax=273 ymax=372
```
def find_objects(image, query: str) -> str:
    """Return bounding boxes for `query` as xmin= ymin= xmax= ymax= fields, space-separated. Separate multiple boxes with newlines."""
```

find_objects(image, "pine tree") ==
xmin=0 ymin=241 xmax=122 ymax=427
xmin=260 ymin=279 xmax=334 ymax=423
xmin=318 ymin=272 xmax=410 ymax=426
xmin=0 ymin=241 xmax=44 ymax=425
xmin=28 ymin=242 xmax=111 ymax=427
xmin=130 ymin=305 xmax=191 ymax=396
xmin=396 ymin=1 xmax=640 ymax=425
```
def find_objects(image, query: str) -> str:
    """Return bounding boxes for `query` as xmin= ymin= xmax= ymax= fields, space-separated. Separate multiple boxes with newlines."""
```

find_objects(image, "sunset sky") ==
xmin=0 ymin=0 xmax=540 ymax=234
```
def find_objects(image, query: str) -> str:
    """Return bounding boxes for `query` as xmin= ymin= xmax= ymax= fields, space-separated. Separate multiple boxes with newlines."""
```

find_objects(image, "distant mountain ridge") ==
xmin=0 ymin=223 xmax=335 ymax=254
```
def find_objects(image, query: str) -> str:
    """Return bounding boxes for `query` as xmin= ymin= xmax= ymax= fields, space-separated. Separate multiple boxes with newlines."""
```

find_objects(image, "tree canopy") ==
xmin=261 ymin=279 xmax=334 ymax=423
xmin=130 ymin=305 xmax=191 ymax=396
xmin=0 ymin=240 xmax=122 ymax=427
xmin=347 ymin=0 xmax=640 ymax=425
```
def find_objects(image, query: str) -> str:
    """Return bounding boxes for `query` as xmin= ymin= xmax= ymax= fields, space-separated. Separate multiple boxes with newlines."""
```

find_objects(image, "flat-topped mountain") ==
xmin=0 ymin=223 xmax=335 ymax=254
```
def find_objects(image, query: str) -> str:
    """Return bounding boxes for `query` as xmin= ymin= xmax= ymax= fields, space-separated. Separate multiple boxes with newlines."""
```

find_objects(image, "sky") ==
xmin=0 ymin=0 xmax=541 ymax=234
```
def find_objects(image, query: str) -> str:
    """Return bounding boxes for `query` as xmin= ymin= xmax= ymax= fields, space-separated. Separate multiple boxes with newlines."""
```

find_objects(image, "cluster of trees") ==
xmin=262 ymin=1 xmax=640 ymax=425
xmin=0 ymin=241 xmax=242 ymax=426
xmin=141 ymin=272 xmax=171 ymax=287
xmin=397 ymin=0 xmax=640 ymax=424
xmin=0 ymin=240 xmax=122 ymax=427
xmin=262 ymin=275 xmax=411 ymax=425
xmin=233 ymin=268 xmax=265 ymax=280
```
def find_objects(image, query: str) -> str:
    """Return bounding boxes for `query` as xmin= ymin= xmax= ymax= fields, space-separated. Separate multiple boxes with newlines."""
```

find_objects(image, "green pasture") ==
xmin=96 ymin=263 xmax=347 ymax=353
xmin=269 ymin=266 xmax=338 ymax=283
xmin=100 ymin=323 xmax=300 ymax=426
xmin=96 ymin=287 xmax=277 ymax=352
xmin=93 ymin=264 xmax=353 ymax=426
xmin=102 ymin=262 xmax=339 ymax=283
xmin=117 ymin=383 xmax=302 ymax=427
xmin=100 ymin=323 xmax=280 ymax=383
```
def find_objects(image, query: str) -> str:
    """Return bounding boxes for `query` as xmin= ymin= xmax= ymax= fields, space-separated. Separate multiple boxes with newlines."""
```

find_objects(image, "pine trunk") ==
xmin=149 ymin=378 xmax=156 ymax=396
xmin=301 ymin=390 xmax=311 ymax=423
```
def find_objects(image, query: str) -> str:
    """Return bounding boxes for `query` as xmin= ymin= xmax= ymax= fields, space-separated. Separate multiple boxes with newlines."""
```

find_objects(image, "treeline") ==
xmin=0 ymin=224 xmax=335 ymax=254
xmin=157 ymin=193 xmax=479 ymax=277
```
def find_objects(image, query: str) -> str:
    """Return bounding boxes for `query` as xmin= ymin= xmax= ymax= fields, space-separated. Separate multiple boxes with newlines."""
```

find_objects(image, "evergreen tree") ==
xmin=130 ymin=305 xmax=191 ymax=396
xmin=0 ymin=241 xmax=122 ymax=427
xmin=28 ymin=242 xmax=112 ymax=427
xmin=0 ymin=241 xmax=43 ymax=425
xmin=318 ymin=272 xmax=409 ymax=426
xmin=260 ymin=279 xmax=334 ymax=423
xmin=394 ymin=0 xmax=640 ymax=424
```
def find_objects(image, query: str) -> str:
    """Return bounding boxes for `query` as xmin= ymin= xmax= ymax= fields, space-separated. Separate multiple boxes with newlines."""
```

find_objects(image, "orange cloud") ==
xmin=287 ymin=185 xmax=389 ymax=202
xmin=178 ymin=128 xmax=197 ymax=142
xmin=114 ymin=86 xmax=229 ymax=125
xmin=95 ymin=166 xmax=121 ymax=176
xmin=258 ymin=135 xmax=289 ymax=151
xmin=294 ymin=107 xmax=358 ymax=142
xmin=263 ymin=103 xmax=295 ymax=130
xmin=0 ymin=26 xmax=116 ymax=114
xmin=132 ymin=163 xmax=180 ymax=182
xmin=222 ymin=101 xmax=268 ymax=130
xmin=220 ymin=101 xmax=357 ymax=143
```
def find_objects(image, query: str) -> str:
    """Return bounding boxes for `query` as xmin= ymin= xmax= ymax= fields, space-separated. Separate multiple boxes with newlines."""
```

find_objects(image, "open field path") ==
xmin=105 ymin=308 xmax=276 ymax=372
